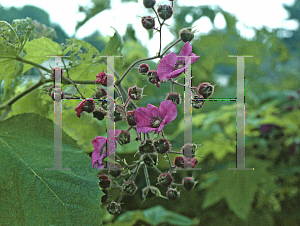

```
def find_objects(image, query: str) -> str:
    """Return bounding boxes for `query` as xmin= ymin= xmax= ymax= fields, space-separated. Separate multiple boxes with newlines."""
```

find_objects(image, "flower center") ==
xmin=174 ymin=60 xmax=185 ymax=70
xmin=150 ymin=116 xmax=163 ymax=128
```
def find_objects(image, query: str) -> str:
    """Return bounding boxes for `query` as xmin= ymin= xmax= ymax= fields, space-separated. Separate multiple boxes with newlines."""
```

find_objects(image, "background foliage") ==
xmin=0 ymin=0 xmax=300 ymax=225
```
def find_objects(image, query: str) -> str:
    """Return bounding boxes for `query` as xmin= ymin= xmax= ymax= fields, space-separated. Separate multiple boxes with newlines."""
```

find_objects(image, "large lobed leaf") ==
xmin=0 ymin=113 xmax=104 ymax=226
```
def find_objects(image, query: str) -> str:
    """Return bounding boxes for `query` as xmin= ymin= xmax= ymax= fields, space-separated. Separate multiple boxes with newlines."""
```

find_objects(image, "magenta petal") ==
xmin=92 ymin=136 xmax=107 ymax=150
xmin=97 ymin=163 xmax=106 ymax=170
xmin=157 ymin=52 xmax=178 ymax=80
xmin=168 ymin=68 xmax=185 ymax=79
xmin=134 ymin=107 xmax=153 ymax=127
xmin=158 ymin=100 xmax=177 ymax=124
xmin=91 ymin=149 xmax=100 ymax=168
xmin=147 ymin=103 xmax=159 ymax=117
xmin=179 ymin=41 xmax=192 ymax=57
xmin=190 ymin=53 xmax=198 ymax=64
xmin=136 ymin=126 xmax=157 ymax=134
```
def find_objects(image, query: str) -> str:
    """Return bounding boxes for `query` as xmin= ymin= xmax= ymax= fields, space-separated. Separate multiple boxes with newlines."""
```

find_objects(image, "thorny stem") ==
xmin=143 ymin=164 xmax=151 ymax=187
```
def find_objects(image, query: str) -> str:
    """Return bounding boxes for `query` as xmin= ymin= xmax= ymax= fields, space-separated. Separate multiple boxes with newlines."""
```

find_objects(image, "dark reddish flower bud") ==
xmin=51 ymin=68 xmax=63 ymax=79
xmin=109 ymin=164 xmax=123 ymax=178
xmin=143 ymin=0 xmax=156 ymax=8
xmin=174 ymin=156 xmax=185 ymax=168
xmin=285 ymin=105 xmax=293 ymax=111
xmin=157 ymin=5 xmax=173 ymax=20
xmin=116 ymin=130 xmax=131 ymax=146
xmin=181 ymin=143 xmax=197 ymax=158
xmin=197 ymin=82 xmax=214 ymax=99
xmin=138 ymin=139 xmax=155 ymax=153
xmin=141 ymin=16 xmax=155 ymax=30
xmin=107 ymin=202 xmax=121 ymax=215
xmin=82 ymin=99 xmax=95 ymax=113
xmin=166 ymin=188 xmax=180 ymax=200
xmin=142 ymin=186 xmax=161 ymax=201
xmin=141 ymin=153 xmax=158 ymax=167
xmin=147 ymin=70 xmax=160 ymax=88
xmin=182 ymin=177 xmax=197 ymax=191
xmin=192 ymin=94 xmax=205 ymax=109
xmin=98 ymin=174 xmax=111 ymax=189
xmin=122 ymin=181 xmax=138 ymax=196
xmin=101 ymin=189 xmax=109 ymax=203
xmin=157 ymin=172 xmax=174 ymax=187
xmin=95 ymin=71 xmax=114 ymax=87
xmin=166 ymin=92 xmax=181 ymax=105
xmin=128 ymin=85 xmax=144 ymax=100
xmin=138 ymin=63 xmax=150 ymax=74
xmin=126 ymin=111 xmax=136 ymax=126
xmin=93 ymin=108 xmax=107 ymax=121
xmin=109 ymin=104 xmax=126 ymax=122
xmin=179 ymin=28 xmax=195 ymax=43
xmin=93 ymin=87 xmax=107 ymax=99
xmin=185 ymin=158 xmax=198 ymax=168
xmin=154 ymin=138 xmax=171 ymax=154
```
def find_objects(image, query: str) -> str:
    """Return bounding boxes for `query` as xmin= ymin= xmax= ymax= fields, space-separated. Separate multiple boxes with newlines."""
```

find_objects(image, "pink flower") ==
xmin=157 ymin=41 xmax=198 ymax=81
xmin=95 ymin=71 xmax=114 ymax=87
xmin=74 ymin=98 xmax=95 ymax=118
xmin=134 ymin=100 xmax=177 ymax=134
xmin=91 ymin=129 xmax=121 ymax=170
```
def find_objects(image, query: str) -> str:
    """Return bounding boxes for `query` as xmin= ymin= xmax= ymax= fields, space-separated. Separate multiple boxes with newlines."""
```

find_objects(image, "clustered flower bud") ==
xmin=95 ymin=71 xmax=114 ymax=87
xmin=192 ymin=94 xmax=205 ymax=109
xmin=107 ymin=202 xmax=121 ymax=215
xmin=126 ymin=111 xmax=136 ymax=126
xmin=166 ymin=92 xmax=181 ymax=105
xmin=138 ymin=63 xmax=150 ymax=74
xmin=93 ymin=87 xmax=107 ymax=99
xmin=142 ymin=186 xmax=161 ymax=201
xmin=93 ymin=108 xmax=107 ymax=121
xmin=166 ymin=188 xmax=180 ymax=200
xmin=138 ymin=139 xmax=155 ymax=153
xmin=143 ymin=0 xmax=156 ymax=8
xmin=108 ymin=164 xmax=123 ymax=178
xmin=101 ymin=189 xmax=109 ymax=203
xmin=141 ymin=16 xmax=155 ymax=30
xmin=98 ymin=174 xmax=111 ymax=189
xmin=122 ymin=181 xmax=138 ymax=196
xmin=182 ymin=177 xmax=197 ymax=191
xmin=153 ymin=138 xmax=171 ymax=154
xmin=181 ymin=143 xmax=197 ymax=158
xmin=197 ymin=82 xmax=214 ymax=99
xmin=174 ymin=156 xmax=198 ymax=168
xmin=82 ymin=99 xmax=96 ymax=113
xmin=157 ymin=172 xmax=174 ymax=187
xmin=109 ymin=104 xmax=126 ymax=122
xmin=179 ymin=28 xmax=195 ymax=42
xmin=147 ymin=70 xmax=161 ymax=88
xmin=128 ymin=85 xmax=144 ymax=100
xmin=141 ymin=153 xmax=158 ymax=167
xmin=116 ymin=130 xmax=131 ymax=146
xmin=157 ymin=5 xmax=173 ymax=20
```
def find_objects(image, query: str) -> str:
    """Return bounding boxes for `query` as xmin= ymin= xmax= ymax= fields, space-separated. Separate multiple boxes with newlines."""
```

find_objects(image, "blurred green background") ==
xmin=0 ymin=0 xmax=300 ymax=225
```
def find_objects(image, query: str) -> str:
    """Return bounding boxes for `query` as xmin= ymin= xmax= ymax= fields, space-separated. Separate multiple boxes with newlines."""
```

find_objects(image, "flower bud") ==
xmin=182 ymin=177 xmax=197 ymax=191
xmin=185 ymin=157 xmax=198 ymax=168
xmin=82 ymin=98 xmax=95 ymax=113
xmin=192 ymin=94 xmax=205 ymax=109
xmin=101 ymin=96 xmax=114 ymax=111
xmin=174 ymin=156 xmax=185 ymax=168
xmin=181 ymin=143 xmax=197 ymax=158
xmin=179 ymin=28 xmax=195 ymax=42
xmin=138 ymin=63 xmax=150 ymax=74
xmin=197 ymin=82 xmax=214 ymax=99
xmin=122 ymin=181 xmax=138 ymax=196
xmin=147 ymin=70 xmax=160 ymax=88
xmin=142 ymin=186 xmax=161 ymax=201
xmin=166 ymin=92 xmax=181 ymax=105
xmin=93 ymin=108 xmax=107 ymax=121
xmin=109 ymin=164 xmax=123 ymax=178
xmin=138 ymin=139 xmax=155 ymax=153
xmin=141 ymin=153 xmax=158 ymax=167
xmin=101 ymin=189 xmax=109 ymax=203
xmin=93 ymin=87 xmax=107 ymax=99
xmin=153 ymin=138 xmax=171 ymax=154
xmin=141 ymin=16 xmax=155 ymax=30
xmin=128 ymin=85 xmax=144 ymax=100
xmin=116 ymin=130 xmax=131 ymax=146
xmin=126 ymin=111 xmax=136 ymax=126
xmin=109 ymin=104 xmax=126 ymax=122
xmin=98 ymin=174 xmax=111 ymax=189
xmin=166 ymin=188 xmax=180 ymax=200
xmin=107 ymin=202 xmax=121 ymax=215
xmin=51 ymin=68 xmax=63 ymax=79
xmin=157 ymin=5 xmax=173 ymax=20
xmin=143 ymin=0 xmax=156 ymax=8
xmin=157 ymin=172 xmax=174 ymax=187
xmin=95 ymin=71 xmax=114 ymax=87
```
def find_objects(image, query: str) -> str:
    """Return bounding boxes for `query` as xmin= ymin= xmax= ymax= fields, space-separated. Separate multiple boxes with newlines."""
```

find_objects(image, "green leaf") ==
xmin=116 ymin=205 xmax=199 ymax=226
xmin=202 ymin=158 xmax=275 ymax=220
xmin=102 ymin=26 xmax=123 ymax=56
xmin=22 ymin=37 xmax=62 ymax=74
xmin=0 ymin=113 xmax=104 ymax=226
